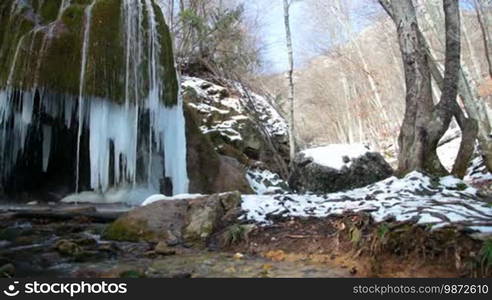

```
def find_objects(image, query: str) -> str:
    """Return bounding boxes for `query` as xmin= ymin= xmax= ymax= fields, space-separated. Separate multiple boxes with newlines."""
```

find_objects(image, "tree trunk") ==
xmin=283 ymin=0 xmax=296 ymax=163
xmin=418 ymin=0 xmax=492 ymax=172
xmin=379 ymin=0 xmax=466 ymax=177
xmin=474 ymin=0 xmax=492 ymax=78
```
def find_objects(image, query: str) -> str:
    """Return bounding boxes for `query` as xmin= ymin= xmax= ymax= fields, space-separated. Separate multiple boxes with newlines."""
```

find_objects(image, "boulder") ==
xmin=183 ymin=191 xmax=241 ymax=247
xmin=103 ymin=192 xmax=241 ymax=247
xmin=154 ymin=241 xmax=176 ymax=256
xmin=182 ymin=77 xmax=290 ymax=178
xmin=289 ymin=150 xmax=393 ymax=194
xmin=103 ymin=199 xmax=188 ymax=243
xmin=185 ymin=104 xmax=253 ymax=194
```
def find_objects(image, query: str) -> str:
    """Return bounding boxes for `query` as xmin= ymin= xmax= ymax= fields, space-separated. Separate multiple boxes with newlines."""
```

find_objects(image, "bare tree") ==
xmin=379 ymin=0 xmax=476 ymax=176
xmin=415 ymin=0 xmax=492 ymax=173
xmin=283 ymin=0 xmax=296 ymax=162
xmin=474 ymin=0 xmax=492 ymax=78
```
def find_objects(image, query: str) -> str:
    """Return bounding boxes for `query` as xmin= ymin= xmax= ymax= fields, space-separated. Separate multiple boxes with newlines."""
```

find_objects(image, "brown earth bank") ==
xmin=219 ymin=214 xmax=492 ymax=278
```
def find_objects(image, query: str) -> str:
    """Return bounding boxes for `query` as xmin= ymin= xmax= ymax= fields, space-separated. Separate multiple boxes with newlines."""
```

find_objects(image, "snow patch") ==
xmin=246 ymin=168 xmax=288 ymax=195
xmin=141 ymin=193 xmax=204 ymax=206
xmin=241 ymin=171 xmax=492 ymax=234
xmin=301 ymin=144 xmax=370 ymax=170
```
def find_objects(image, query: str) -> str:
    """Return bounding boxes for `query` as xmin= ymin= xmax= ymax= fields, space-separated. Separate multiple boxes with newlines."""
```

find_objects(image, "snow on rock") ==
xmin=301 ymin=144 xmax=371 ymax=170
xmin=231 ymin=81 xmax=288 ymax=137
xmin=241 ymin=171 xmax=492 ymax=234
xmin=141 ymin=193 xmax=204 ymax=206
xmin=246 ymin=168 xmax=289 ymax=195
xmin=181 ymin=76 xmax=288 ymax=141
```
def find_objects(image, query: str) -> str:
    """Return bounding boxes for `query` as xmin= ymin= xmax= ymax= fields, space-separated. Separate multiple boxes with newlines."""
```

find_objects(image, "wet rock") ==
xmin=185 ymin=106 xmax=253 ymax=194
xmin=56 ymin=205 xmax=97 ymax=214
xmin=0 ymin=263 xmax=15 ymax=277
xmin=54 ymin=240 xmax=83 ymax=257
xmin=289 ymin=151 xmax=393 ymax=193
xmin=103 ymin=199 xmax=188 ymax=243
xmin=119 ymin=270 xmax=145 ymax=278
xmin=154 ymin=242 xmax=176 ymax=256
xmin=183 ymin=192 xmax=241 ymax=247
xmin=74 ymin=250 xmax=107 ymax=263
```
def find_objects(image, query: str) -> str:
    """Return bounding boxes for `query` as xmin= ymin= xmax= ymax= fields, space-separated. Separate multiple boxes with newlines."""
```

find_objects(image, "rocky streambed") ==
xmin=0 ymin=201 xmax=352 ymax=278
xmin=1 ymin=187 xmax=491 ymax=278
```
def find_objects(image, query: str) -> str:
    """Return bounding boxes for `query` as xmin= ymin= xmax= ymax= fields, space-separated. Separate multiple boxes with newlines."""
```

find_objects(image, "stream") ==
xmin=0 ymin=204 xmax=351 ymax=278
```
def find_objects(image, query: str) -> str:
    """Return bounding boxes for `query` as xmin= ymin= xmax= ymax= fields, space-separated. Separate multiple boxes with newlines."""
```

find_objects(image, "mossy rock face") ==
xmin=103 ymin=218 xmax=158 ymax=242
xmin=102 ymin=199 xmax=189 ymax=243
xmin=184 ymin=103 xmax=253 ymax=194
xmin=0 ymin=0 xmax=177 ymax=106
xmin=183 ymin=192 xmax=241 ymax=247
xmin=103 ymin=192 xmax=242 ymax=248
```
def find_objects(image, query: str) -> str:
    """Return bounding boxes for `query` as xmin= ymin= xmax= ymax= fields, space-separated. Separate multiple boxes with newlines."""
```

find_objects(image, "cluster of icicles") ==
xmin=0 ymin=0 xmax=189 ymax=195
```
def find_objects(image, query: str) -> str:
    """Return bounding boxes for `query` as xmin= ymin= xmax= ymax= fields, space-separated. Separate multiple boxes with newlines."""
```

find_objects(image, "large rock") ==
xmin=103 ymin=192 xmax=241 ymax=247
xmin=288 ymin=149 xmax=393 ymax=194
xmin=185 ymin=105 xmax=253 ymax=194
xmin=182 ymin=77 xmax=290 ymax=177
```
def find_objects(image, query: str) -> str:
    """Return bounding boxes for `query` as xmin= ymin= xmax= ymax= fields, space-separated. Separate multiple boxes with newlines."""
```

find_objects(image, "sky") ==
xmin=244 ymin=0 xmax=381 ymax=74
xmin=244 ymin=1 xmax=321 ymax=74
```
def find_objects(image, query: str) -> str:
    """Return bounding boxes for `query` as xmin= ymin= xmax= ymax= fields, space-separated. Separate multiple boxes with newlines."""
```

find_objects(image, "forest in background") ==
xmin=157 ymin=0 xmax=492 ymax=158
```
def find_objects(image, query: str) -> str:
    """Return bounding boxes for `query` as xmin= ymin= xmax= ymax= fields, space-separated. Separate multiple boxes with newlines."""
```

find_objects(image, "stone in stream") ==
xmin=154 ymin=241 xmax=176 ymax=256
xmin=0 ymin=263 xmax=15 ymax=277
xmin=103 ymin=192 xmax=241 ymax=248
xmin=54 ymin=240 xmax=83 ymax=257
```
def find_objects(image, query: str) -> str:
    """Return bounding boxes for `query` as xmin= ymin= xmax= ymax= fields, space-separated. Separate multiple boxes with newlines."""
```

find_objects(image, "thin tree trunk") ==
xmin=474 ymin=0 xmax=492 ymax=78
xmin=283 ymin=0 xmax=296 ymax=163
xmin=461 ymin=9 xmax=482 ymax=79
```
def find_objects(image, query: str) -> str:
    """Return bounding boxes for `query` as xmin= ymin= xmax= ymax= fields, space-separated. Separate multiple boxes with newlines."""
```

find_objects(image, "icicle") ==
xmin=1 ymin=0 xmax=189 ymax=198
xmin=42 ymin=125 xmax=52 ymax=172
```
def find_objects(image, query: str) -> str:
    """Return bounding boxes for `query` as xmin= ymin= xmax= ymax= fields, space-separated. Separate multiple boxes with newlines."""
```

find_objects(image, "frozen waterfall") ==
xmin=0 ymin=0 xmax=189 ymax=196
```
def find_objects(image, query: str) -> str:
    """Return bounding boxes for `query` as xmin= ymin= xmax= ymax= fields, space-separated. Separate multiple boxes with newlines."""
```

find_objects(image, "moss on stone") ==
xmin=102 ymin=218 xmax=157 ymax=242
xmin=35 ymin=3 xmax=86 ymax=95
xmin=85 ymin=0 xmax=125 ymax=103
xmin=0 ymin=0 xmax=179 ymax=106
xmin=0 ymin=1 xmax=36 ymax=87
xmin=39 ymin=0 xmax=62 ymax=24
xmin=154 ymin=1 xmax=178 ymax=107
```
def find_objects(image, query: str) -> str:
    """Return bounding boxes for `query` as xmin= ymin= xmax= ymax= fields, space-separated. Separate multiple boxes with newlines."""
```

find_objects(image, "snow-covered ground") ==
xmin=246 ymin=168 xmax=289 ymax=195
xmin=241 ymin=171 xmax=492 ymax=234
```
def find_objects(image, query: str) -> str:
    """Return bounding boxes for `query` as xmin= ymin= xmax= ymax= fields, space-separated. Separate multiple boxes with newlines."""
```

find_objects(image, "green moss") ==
xmin=120 ymin=270 xmax=145 ymax=278
xmin=0 ymin=1 xmax=35 ymax=87
xmin=35 ymin=4 xmax=86 ymax=95
xmin=40 ymin=0 xmax=62 ymax=24
xmin=154 ymin=2 xmax=178 ymax=107
xmin=85 ymin=0 xmax=125 ymax=102
xmin=102 ymin=218 xmax=156 ymax=242
xmin=0 ymin=0 xmax=179 ymax=107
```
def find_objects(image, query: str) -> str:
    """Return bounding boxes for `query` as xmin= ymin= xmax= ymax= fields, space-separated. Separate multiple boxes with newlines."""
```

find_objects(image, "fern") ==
xmin=480 ymin=240 xmax=492 ymax=269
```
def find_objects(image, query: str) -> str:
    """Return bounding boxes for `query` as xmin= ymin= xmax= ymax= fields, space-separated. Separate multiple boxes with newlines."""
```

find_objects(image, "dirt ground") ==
xmin=223 ymin=213 xmax=491 ymax=278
